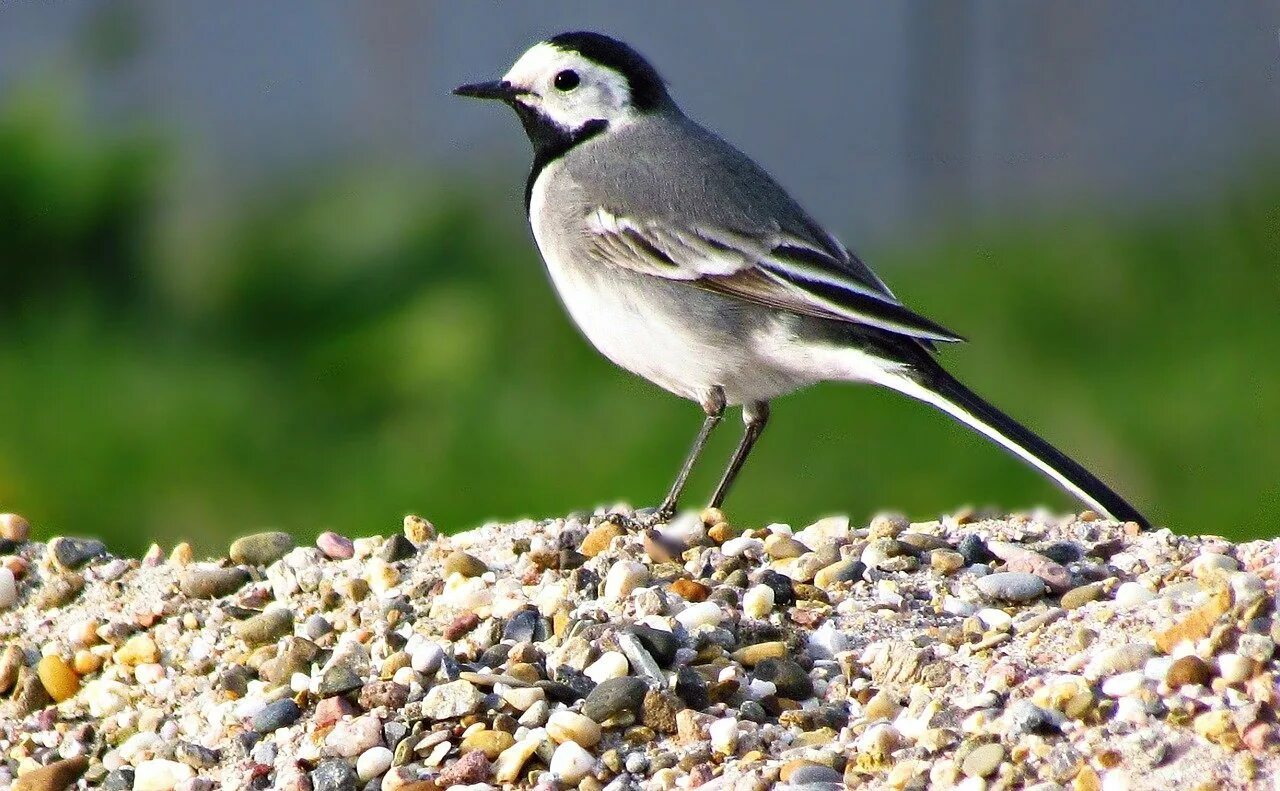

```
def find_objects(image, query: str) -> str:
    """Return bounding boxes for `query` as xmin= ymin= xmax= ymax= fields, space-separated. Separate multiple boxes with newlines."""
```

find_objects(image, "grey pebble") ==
xmin=175 ymin=741 xmax=220 ymax=769
xmin=180 ymin=566 xmax=250 ymax=600
xmin=1004 ymin=700 xmax=1060 ymax=736
xmin=378 ymin=534 xmax=417 ymax=562
xmin=229 ymin=531 xmax=295 ymax=567
xmin=48 ymin=536 xmax=106 ymax=571
xmin=318 ymin=661 xmax=365 ymax=698
xmin=102 ymin=769 xmax=135 ymax=791
xmin=790 ymin=765 xmax=844 ymax=784
xmin=253 ymin=698 xmax=301 ymax=733
xmin=233 ymin=608 xmax=295 ymax=646
xmin=617 ymin=631 xmax=665 ymax=686
xmin=957 ymin=534 xmax=994 ymax=565
xmin=583 ymin=676 xmax=649 ymax=723
xmin=502 ymin=609 xmax=546 ymax=643
xmin=630 ymin=624 xmax=679 ymax=667
xmin=975 ymin=572 xmax=1047 ymax=602
xmin=752 ymin=658 xmax=814 ymax=699
xmin=310 ymin=758 xmax=359 ymax=791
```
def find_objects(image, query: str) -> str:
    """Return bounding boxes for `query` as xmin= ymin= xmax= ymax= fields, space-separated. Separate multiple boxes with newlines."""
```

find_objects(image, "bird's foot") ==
xmin=602 ymin=502 xmax=677 ymax=531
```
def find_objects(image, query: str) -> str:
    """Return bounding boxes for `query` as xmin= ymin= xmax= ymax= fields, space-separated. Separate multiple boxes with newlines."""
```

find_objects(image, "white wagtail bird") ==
xmin=455 ymin=31 xmax=1149 ymax=529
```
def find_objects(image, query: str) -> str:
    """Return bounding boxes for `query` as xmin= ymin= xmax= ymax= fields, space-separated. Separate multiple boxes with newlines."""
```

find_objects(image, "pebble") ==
xmin=132 ymin=760 xmax=195 ymax=791
xmin=581 ymin=521 xmax=626 ymax=558
xmin=708 ymin=717 xmax=739 ymax=755
xmin=316 ymin=531 xmax=354 ymax=559
xmin=975 ymin=572 xmax=1047 ymax=602
xmin=548 ymin=710 xmax=603 ymax=747
xmin=550 ymin=740 xmax=596 ymax=785
xmin=930 ymin=549 xmax=966 ymax=575
xmin=583 ymin=676 xmax=648 ymax=723
xmin=421 ymin=679 xmax=485 ymax=720
xmin=675 ymin=601 xmax=722 ymax=629
xmin=1114 ymin=581 xmax=1155 ymax=607
xmin=1165 ymin=655 xmax=1212 ymax=688
xmin=437 ymin=750 xmax=491 ymax=786
xmin=813 ymin=558 xmax=863 ymax=589
xmin=48 ymin=536 xmax=106 ymax=571
xmin=234 ymin=608 xmax=295 ymax=646
xmin=630 ymin=624 xmax=678 ymax=667
xmin=36 ymin=655 xmax=79 ymax=702
xmin=253 ymin=698 xmax=301 ymax=733
xmin=12 ymin=757 xmax=89 ymax=791
xmin=733 ymin=641 xmax=787 ymax=667
xmin=617 ymin=632 xmax=664 ymax=684
xmin=604 ymin=561 xmax=649 ymax=601
xmin=115 ymin=634 xmax=160 ymax=666
xmin=962 ymin=743 xmax=1005 ymax=778
xmin=461 ymin=729 xmax=515 ymax=759
xmin=324 ymin=715 xmax=384 ymax=758
xmin=669 ymin=578 xmax=709 ymax=602
xmin=751 ymin=658 xmax=812 ymax=699
xmin=179 ymin=565 xmax=250 ymax=599
xmin=492 ymin=736 xmax=541 ymax=783
xmin=1060 ymin=582 xmax=1105 ymax=610
xmin=1085 ymin=643 xmax=1155 ymax=680
xmin=584 ymin=651 xmax=630 ymax=683
xmin=229 ymin=531 xmax=295 ymax=566
xmin=764 ymin=534 xmax=809 ymax=559
xmin=310 ymin=759 xmax=359 ymax=791
xmin=444 ymin=550 xmax=489 ymax=578
xmin=1217 ymin=653 xmax=1254 ymax=683
xmin=742 ymin=584 xmax=775 ymax=618
xmin=0 ymin=513 xmax=31 ymax=541
xmin=0 ymin=567 xmax=16 ymax=609
xmin=355 ymin=746 xmax=394 ymax=782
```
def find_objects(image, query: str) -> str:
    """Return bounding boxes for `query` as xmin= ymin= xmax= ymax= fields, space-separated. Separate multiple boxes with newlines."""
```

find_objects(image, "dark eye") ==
xmin=554 ymin=70 xmax=580 ymax=91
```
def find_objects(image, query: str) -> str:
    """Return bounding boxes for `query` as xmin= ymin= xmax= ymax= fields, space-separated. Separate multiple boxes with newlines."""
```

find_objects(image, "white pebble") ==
xmin=1114 ymin=582 xmax=1155 ymax=607
xmin=675 ymin=601 xmax=723 ymax=629
xmin=584 ymin=651 xmax=629 ymax=683
xmin=721 ymin=536 xmax=763 ymax=557
xmin=1217 ymin=653 xmax=1254 ymax=683
xmin=743 ymin=584 xmax=774 ymax=619
xmin=549 ymin=740 xmax=595 ymax=785
xmin=1100 ymin=671 xmax=1145 ymax=697
xmin=0 ymin=568 xmax=15 ymax=609
xmin=411 ymin=641 xmax=444 ymax=675
xmin=290 ymin=672 xmax=311 ymax=693
xmin=133 ymin=759 xmax=195 ymax=791
xmin=942 ymin=596 xmax=979 ymax=617
xmin=1189 ymin=552 xmax=1238 ymax=575
xmin=976 ymin=608 xmax=1013 ymax=629
xmin=356 ymin=746 xmax=394 ymax=781
xmin=708 ymin=717 xmax=739 ymax=755
xmin=604 ymin=561 xmax=649 ymax=601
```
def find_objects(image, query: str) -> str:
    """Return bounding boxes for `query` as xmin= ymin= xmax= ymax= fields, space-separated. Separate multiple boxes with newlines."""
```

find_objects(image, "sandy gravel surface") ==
xmin=0 ymin=507 xmax=1277 ymax=791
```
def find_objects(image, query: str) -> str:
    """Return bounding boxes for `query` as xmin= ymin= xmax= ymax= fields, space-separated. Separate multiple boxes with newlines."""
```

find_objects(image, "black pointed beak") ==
xmin=453 ymin=79 xmax=526 ymax=102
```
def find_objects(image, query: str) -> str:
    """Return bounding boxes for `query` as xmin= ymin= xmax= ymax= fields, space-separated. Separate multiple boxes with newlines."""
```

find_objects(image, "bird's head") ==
xmin=455 ymin=31 xmax=671 ymax=147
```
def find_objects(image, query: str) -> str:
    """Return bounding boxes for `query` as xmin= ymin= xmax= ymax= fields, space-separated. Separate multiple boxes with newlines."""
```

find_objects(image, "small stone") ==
xmin=115 ymin=634 xmax=160 ymax=666
xmin=863 ymin=690 xmax=901 ymax=720
xmin=33 ymin=573 xmax=83 ymax=609
xmin=630 ymin=625 xmax=678 ymax=667
xmin=503 ymin=609 xmax=545 ymax=643
xmin=604 ymin=560 xmax=649 ymax=601
xmin=742 ymin=584 xmax=775 ymax=618
xmin=617 ymin=632 xmax=664 ymax=685
xmin=356 ymin=746 xmax=394 ymax=782
xmin=358 ymin=680 xmax=409 ymax=710
xmin=550 ymin=740 xmax=596 ymax=785
xmin=975 ymin=572 xmax=1047 ymax=602
xmin=461 ymin=729 xmax=516 ymax=759
xmin=670 ymin=578 xmax=710 ymax=602
xmin=444 ymin=550 xmax=488 ymax=578
xmin=1114 ymin=582 xmax=1155 ymax=607
xmin=583 ymin=676 xmax=648 ymax=723
xmin=675 ymin=666 xmax=709 ymax=710
xmin=1061 ymin=582 xmax=1105 ymax=610
xmin=421 ymin=679 xmax=485 ymax=720
xmin=989 ymin=542 xmax=1073 ymax=593
xmin=708 ymin=717 xmax=739 ymax=755
xmin=957 ymin=534 xmax=994 ymax=565
xmin=318 ymin=659 xmax=365 ymax=698
xmin=0 ymin=644 xmax=23 ymax=693
xmin=813 ymin=558 xmax=863 ymax=589
xmin=378 ymin=534 xmax=416 ymax=562
xmin=584 ymin=651 xmax=630 ymax=683
xmin=310 ymin=759 xmax=359 ymax=791
xmin=548 ymin=710 xmax=603 ymax=747
xmin=36 ymin=655 xmax=79 ymax=702
xmin=861 ymin=538 xmax=912 ymax=569
xmin=492 ymin=737 xmax=540 ymax=784
xmin=675 ymin=601 xmax=722 ymax=629
xmin=0 ymin=513 xmax=31 ymax=542
xmin=316 ymin=532 xmax=354 ymax=559
xmin=324 ymin=715 xmax=384 ymax=758
xmin=179 ymin=565 xmax=250 ymax=599
xmin=1194 ymin=709 xmax=1237 ymax=747
xmin=13 ymin=757 xmax=89 ymax=791
xmin=1085 ymin=643 xmax=1154 ymax=680
xmin=0 ymin=567 xmax=16 ymax=609
xmin=234 ymin=608 xmax=295 ymax=646
xmin=1165 ymin=655 xmax=1212 ymax=688
xmin=1154 ymin=585 xmax=1232 ymax=653
xmin=752 ymin=658 xmax=813 ymax=699
xmin=437 ymin=750 xmax=491 ymax=787
xmin=581 ymin=522 xmax=626 ymax=558
xmin=764 ymin=534 xmax=809 ymax=559
xmin=869 ymin=512 xmax=909 ymax=538
xmin=444 ymin=612 xmax=480 ymax=640
xmin=48 ymin=536 xmax=106 ymax=572
xmin=174 ymin=742 xmax=220 ymax=770
xmin=1218 ymin=653 xmax=1255 ymax=684
xmin=962 ymin=743 xmax=1005 ymax=778
xmin=792 ymin=763 xmax=844 ymax=784
xmin=253 ymin=698 xmax=301 ymax=733
xmin=402 ymin=513 xmax=436 ymax=543
xmin=733 ymin=641 xmax=787 ymax=667
xmin=132 ymin=760 xmax=195 ymax=791
xmin=929 ymin=549 xmax=965 ymax=575
xmin=229 ymin=531 xmax=295 ymax=566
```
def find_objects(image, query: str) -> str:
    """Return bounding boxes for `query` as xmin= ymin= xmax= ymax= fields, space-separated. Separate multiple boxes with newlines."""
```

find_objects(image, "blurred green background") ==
xmin=1 ymin=5 xmax=1278 ymax=554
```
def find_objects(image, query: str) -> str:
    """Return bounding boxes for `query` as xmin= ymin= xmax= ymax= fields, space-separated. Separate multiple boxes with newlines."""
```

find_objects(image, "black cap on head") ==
xmin=547 ymin=31 xmax=669 ymax=111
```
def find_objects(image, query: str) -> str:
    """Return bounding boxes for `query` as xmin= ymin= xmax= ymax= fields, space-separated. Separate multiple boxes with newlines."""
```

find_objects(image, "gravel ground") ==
xmin=0 ymin=507 xmax=1277 ymax=791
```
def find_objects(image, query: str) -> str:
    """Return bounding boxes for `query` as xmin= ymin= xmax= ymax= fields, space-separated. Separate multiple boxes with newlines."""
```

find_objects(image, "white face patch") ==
xmin=502 ymin=42 xmax=638 ymax=131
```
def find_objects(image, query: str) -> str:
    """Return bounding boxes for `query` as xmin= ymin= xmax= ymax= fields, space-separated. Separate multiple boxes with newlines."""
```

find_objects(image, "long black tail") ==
xmin=891 ymin=359 xmax=1150 ymax=529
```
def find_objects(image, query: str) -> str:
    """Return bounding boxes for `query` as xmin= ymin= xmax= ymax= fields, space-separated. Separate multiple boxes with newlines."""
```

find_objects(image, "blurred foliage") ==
xmin=0 ymin=91 xmax=1277 ymax=556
